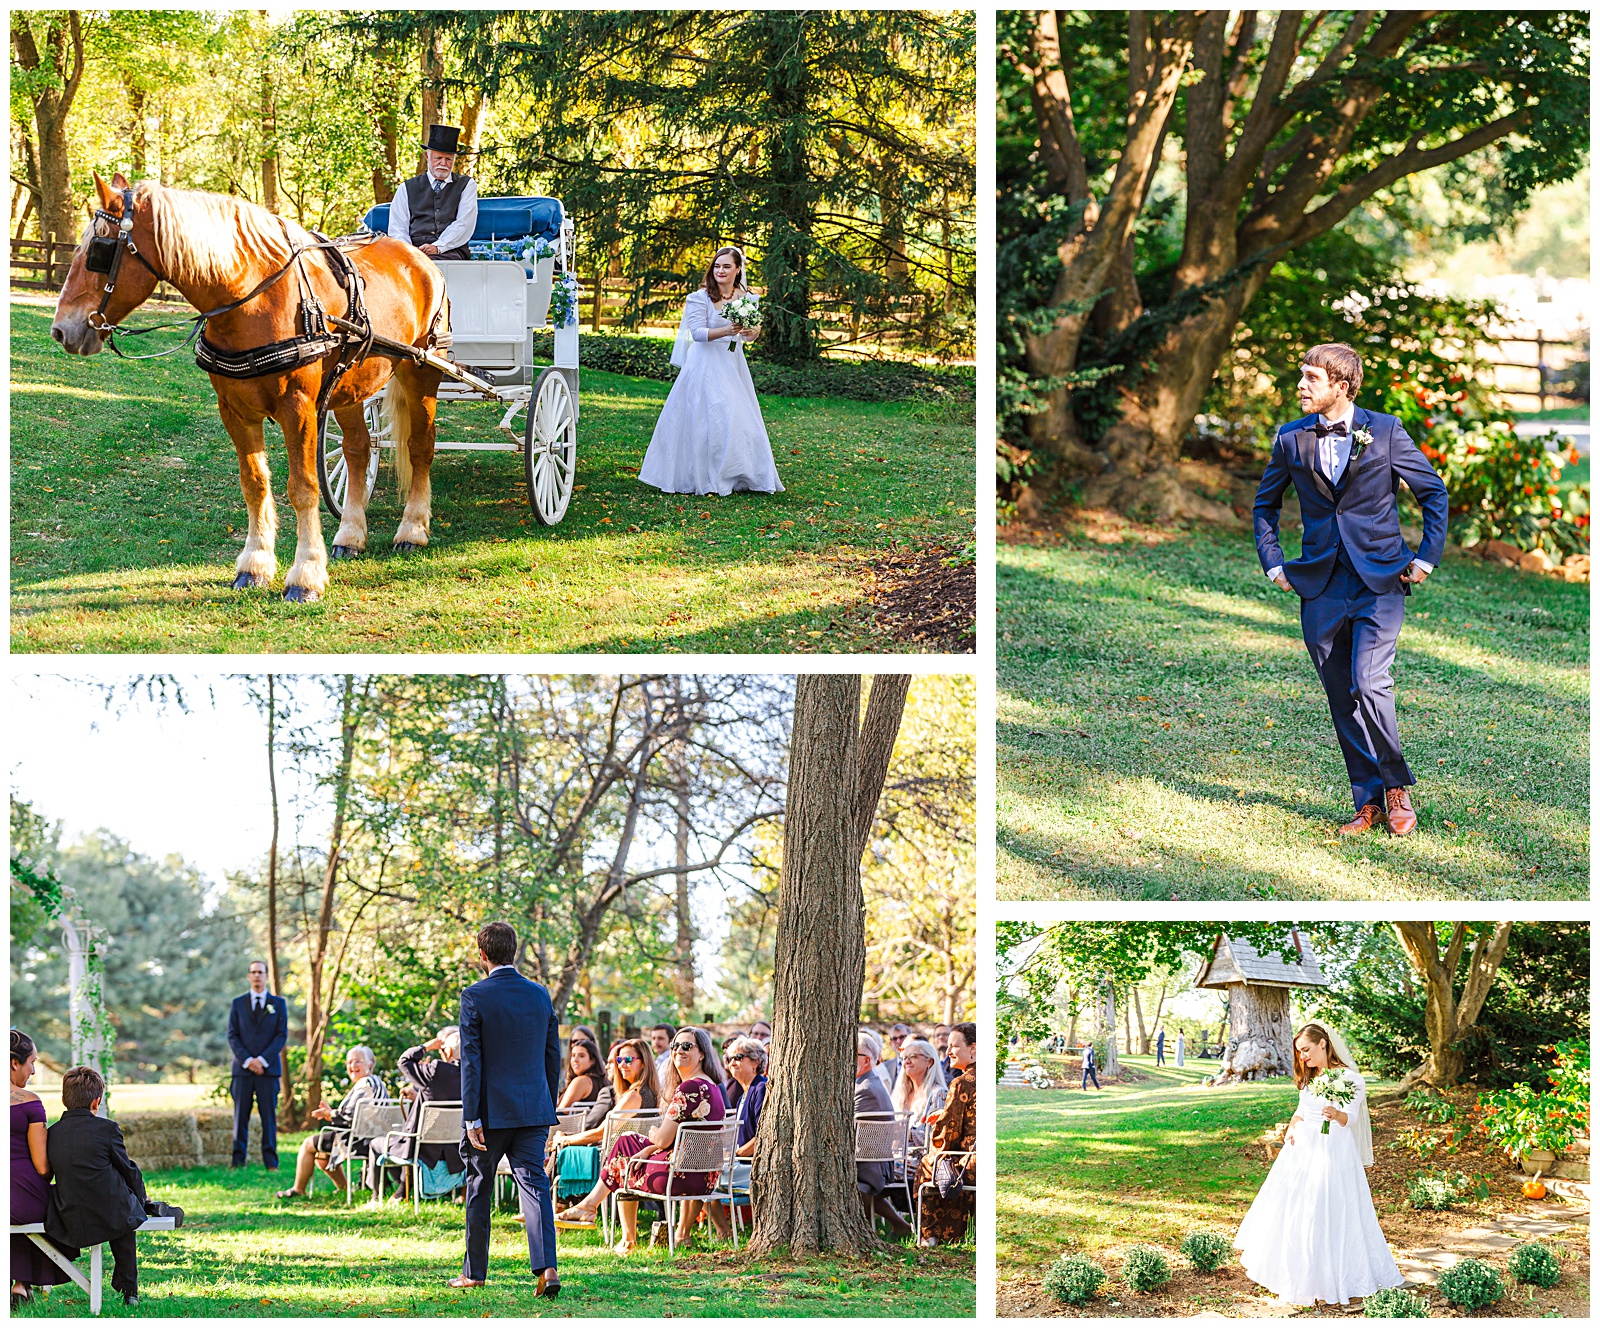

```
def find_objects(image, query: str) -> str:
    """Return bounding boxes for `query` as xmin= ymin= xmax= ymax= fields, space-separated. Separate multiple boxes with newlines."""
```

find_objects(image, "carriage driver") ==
xmin=387 ymin=123 xmax=478 ymax=261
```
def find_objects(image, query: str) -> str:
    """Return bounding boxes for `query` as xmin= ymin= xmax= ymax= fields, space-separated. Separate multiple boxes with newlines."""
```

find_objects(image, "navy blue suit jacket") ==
xmin=459 ymin=966 xmax=561 ymax=1129
xmin=227 ymin=991 xmax=288 ymax=1077
xmin=1254 ymin=406 xmax=1448 ymax=598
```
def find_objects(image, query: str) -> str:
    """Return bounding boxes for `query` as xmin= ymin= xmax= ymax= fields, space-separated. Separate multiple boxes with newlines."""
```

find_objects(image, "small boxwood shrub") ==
xmin=1180 ymin=1229 xmax=1232 ymax=1273
xmin=1507 ymin=1241 xmax=1561 ymax=1288
xmin=1042 ymin=1254 xmax=1106 ymax=1305
xmin=1408 ymin=1173 xmax=1462 ymax=1210
xmin=1362 ymin=1287 xmax=1430 ymax=1317
xmin=1121 ymin=1244 xmax=1171 ymax=1293
xmin=1435 ymin=1258 xmax=1504 ymax=1310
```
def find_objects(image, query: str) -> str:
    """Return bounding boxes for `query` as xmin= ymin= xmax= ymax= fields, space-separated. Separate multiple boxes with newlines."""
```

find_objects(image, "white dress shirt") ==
xmin=388 ymin=173 xmax=479 ymax=253
xmin=1266 ymin=401 xmax=1432 ymax=583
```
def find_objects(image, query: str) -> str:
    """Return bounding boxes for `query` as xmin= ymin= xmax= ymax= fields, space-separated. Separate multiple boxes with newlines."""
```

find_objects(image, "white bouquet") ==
xmin=722 ymin=291 xmax=762 ymax=351
xmin=1308 ymin=1067 xmax=1358 ymax=1133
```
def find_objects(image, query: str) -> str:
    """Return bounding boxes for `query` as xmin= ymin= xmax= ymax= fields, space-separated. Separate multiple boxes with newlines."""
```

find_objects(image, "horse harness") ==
xmin=85 ymin=186 xmax=441 ymax=413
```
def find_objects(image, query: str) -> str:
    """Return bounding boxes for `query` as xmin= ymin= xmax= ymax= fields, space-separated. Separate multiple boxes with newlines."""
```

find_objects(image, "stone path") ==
xmin=1395 ymin=1201 xmax=1589 ymax=1286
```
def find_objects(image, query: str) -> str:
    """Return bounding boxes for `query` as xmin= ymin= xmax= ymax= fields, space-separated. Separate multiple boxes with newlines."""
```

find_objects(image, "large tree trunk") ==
xmin=460 ymin=88 xmax=486 ymax=171
xmin=1096 ymin=979 xmax=1119 ymax=1078
xmin=12 ymin=13 xmax=88 ymax=254
xmin=260 ymin=51 xmax=279 ymax=212
xmin=1209 ymin=983 xmax=1293 ymax=1085
xmin=264 ymin=675 xmax=290 ymax=1119
xmin=418 ymin=21 xmax=445 ymax=175
xmin=1393 ymin=922 xmax=1514 ymax=1090
xmin=126 ymin=83 xmax=147 ymax=177
xmin=749 ymin=674 xmax=909 ymax=1258
xmin=371 ymin=40 xmax=399 ymax=202
xmin=672 ymin=744 xmax=695 ymax=1019
xmin=303 ymin=676 xmax=363 ymax=1114
xmin=756 ymin=11 xmax=817 ymax=365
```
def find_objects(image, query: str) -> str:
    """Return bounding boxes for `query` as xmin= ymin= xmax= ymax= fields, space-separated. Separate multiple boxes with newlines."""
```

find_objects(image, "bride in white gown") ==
xmin=638 ymin=246 xmax=784 ymax=496
xmin=1234 ymin=1022 xmax=1406 ymax=1306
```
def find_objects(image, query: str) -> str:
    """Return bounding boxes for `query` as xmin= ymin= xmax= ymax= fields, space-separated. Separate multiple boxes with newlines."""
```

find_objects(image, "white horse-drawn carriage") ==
xmin=317 ymin=195 xmax=581 ymax=526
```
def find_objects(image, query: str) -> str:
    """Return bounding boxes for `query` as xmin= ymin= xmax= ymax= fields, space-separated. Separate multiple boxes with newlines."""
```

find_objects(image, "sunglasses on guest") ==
xmin=671 ymin=1040 xmax=699 ymax=1052
xmin=615 ymin=1054 xmax=638 ymax=1066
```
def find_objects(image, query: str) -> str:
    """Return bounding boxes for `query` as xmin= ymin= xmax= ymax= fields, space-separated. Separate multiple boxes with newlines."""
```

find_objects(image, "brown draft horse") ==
xmin=52 ymin=171 xmax=447 ymax=602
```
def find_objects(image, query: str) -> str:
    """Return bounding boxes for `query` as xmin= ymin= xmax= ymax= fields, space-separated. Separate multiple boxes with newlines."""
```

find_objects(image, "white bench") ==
xmin=10 ymin=1216 xmax=176 ymax=1314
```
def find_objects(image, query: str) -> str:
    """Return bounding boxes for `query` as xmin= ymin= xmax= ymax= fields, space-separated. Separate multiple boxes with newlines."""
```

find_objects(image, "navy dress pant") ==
xmin=231 ymin=1073 xmax=279 ymax=1168
xmin=462 ymin=1125 xmax=555 ymax=1282
xmin=1300 ymin=548 xmax=1415 ymax=811
xmin=1081 ymin=1064 xmax=1100 ymax=1089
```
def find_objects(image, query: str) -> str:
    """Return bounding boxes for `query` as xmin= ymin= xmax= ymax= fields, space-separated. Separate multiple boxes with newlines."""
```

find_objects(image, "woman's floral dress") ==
xmin=600 ymin=1076 xmax=727 ymax=1196
xmin=914 ymin=1067 xmax=975 ymax=1243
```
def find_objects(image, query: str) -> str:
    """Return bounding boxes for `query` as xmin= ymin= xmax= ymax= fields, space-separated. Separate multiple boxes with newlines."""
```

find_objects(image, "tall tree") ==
xmin=1391 ymin=921 xmax=1514 ymax=1090
xmin=751 ymin=674 xmax=910 ymax=1258
xmin=10 ymin=11 xmax=88 ymax=250
xmin=1000 ymin=10 xmax=1590 ymax=518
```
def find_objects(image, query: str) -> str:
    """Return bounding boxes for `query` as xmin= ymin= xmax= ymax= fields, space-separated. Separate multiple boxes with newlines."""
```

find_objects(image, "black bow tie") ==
xmin=1315 ymin=421 xmax=1349 ymax=437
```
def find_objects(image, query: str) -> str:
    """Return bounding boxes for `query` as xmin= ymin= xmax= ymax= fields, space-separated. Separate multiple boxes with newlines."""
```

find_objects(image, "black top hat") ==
xmin=423 ymin=124 xmax=463 ymax=155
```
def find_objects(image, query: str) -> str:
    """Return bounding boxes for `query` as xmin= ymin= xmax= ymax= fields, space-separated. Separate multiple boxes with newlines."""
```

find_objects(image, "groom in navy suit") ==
xmin=453 ymin=921 xmax=562 ymax=1296
xmin=1254 ymin=343 xmax=1449 ymax=837
xmin=227 ymin=959 xmax=288 ymax=1168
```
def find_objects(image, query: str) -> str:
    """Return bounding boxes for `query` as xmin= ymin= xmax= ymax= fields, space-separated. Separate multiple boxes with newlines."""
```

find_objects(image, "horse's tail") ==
xmin=382 ymin=377 xmax=415 ymax=495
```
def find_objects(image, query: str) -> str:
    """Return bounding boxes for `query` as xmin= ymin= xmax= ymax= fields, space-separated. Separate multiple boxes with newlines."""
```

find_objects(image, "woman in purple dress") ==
xmin=599 ymin=1026 xmax=726 ymax=1253
xmin=11 ymin=1030 xmax=70 ymax=1309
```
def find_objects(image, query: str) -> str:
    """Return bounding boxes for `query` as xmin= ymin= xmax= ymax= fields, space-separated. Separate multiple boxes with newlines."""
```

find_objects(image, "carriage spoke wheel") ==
xmin=525 ymin=367 xmax=577 ymax=526
xmin=316 ymin=402 xmax=383 ymax=520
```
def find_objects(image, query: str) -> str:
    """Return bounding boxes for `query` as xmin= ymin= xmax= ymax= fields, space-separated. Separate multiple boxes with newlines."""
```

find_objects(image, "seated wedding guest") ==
xmin=893 ymin=1038 xmax=948 ymax=1149
xmin=861 ymin=1028 xmax=894 ymax=1094
xmin=915 ymin=1022 xmax=976 ymax=1248
xmin=551 ymin=1038 xmax=660 ymax=1224
xmin=648 ymin=1025 xmax=676 ymax=1080
xmin=558 ymin=1038 xmax=603 ymax=1110
xmin=370 ymin=1027 xmax=462 ymax=1199
xmin=933 ymin=1024 xmax=952 ymax=1080
xmin=44 ymin=1067 xmax=149 ymax=1308
xmin=597 ymin=1027 xmax=726 ymax=1254
xmin=11 ymin=1031 xmax=71 ymax=1310
xmin=705 ymin=1035 xmax=766 ymax=1238
xmin=885 ymin=1024 xmax=913 ymax=1086
xmin=571 ymin=1025 xmax=599 ymax=1049
xmin=277 ymin=1046 xmax=389 ymax=1199
xmin=856 ymin=1030 xmax=912 ymax=1237
xmin=750 ymin=1020 xmax=772 ymax=1045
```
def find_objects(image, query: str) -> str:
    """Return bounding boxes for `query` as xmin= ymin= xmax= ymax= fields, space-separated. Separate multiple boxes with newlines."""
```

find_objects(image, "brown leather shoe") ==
xmin=447 ymin=1277 xmax=484 ymax=1290
xmin=1338 ymin=802 xmax=1385 ymax=836
xmin=1385 ymin=787 xmax=1417 ymax=836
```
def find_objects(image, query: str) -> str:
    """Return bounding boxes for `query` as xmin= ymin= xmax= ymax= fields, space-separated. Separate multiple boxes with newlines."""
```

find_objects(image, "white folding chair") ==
xmin=615 ymin=1120 xmax=738 ymax=1253
xmin=854 ymin=1114 xmax=900 ymax=1233
xmin=556 ymin=1105 xmax=590 ymax=1136
xmin=700 ymin=1117 xmax=748 ymax=1248
xmin=343 ymin=1099 xmax=406 ymax=1206
xmin=392 ymin=1101 xmax=463 ymax=1213
xmin=890 ymin=1110 xmax=917 ymax=1214
xmin=598 ymin=1111 xmax=661 ymax=1245
xmin=913 ymin=1147 xmax=977 ymax=1245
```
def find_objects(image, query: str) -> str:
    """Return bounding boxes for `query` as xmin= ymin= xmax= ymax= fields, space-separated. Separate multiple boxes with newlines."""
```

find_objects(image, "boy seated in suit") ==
xmin=44 ymin=1067 xmax=149 ymax=1307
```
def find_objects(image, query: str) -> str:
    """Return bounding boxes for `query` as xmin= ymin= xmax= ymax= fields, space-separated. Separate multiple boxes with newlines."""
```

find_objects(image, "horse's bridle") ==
xmin=84 ymin=186 xmax=168 ymax=335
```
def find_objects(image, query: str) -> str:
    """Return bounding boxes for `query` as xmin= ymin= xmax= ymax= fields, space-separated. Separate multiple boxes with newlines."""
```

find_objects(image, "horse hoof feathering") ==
xmin=330 ymin=545 xmax=361 ymax=561
xmin=50 ymin=173 xmax=447 ymax=599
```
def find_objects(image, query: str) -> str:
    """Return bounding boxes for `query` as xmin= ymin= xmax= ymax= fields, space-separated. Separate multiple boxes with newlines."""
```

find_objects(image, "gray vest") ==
xmin=404 ymin=173 xmax=471 ymax=248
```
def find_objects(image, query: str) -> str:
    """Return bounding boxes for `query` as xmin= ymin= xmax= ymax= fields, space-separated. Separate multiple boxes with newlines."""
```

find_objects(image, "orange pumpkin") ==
xmin=1523 ymin=1178 xmax=1548 ymax=1200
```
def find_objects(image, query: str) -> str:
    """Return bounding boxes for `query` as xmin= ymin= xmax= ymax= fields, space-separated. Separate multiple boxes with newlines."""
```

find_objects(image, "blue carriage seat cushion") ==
xmin=362 ymin=195 xmax=563 ymax=244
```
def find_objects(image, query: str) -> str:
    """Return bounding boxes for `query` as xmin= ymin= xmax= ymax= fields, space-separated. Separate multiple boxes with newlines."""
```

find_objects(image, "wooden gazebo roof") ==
xmin=1193 ymin=930 xmax=1328 ymax=991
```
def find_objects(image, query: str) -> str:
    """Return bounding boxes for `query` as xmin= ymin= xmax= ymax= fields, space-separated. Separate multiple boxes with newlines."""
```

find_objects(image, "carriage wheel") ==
xmin=316 ymin=401 xmax=383 ymax=520
xmin=525 ymin=367 xmax=577 ymax=526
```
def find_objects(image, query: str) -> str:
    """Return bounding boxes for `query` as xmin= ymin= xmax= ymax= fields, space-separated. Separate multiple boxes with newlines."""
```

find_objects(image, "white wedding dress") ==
xmin=638 ymin=289 xmax=784 ymax=496
xmin=1234 ymin=1071 xmax=1406 ymax=1305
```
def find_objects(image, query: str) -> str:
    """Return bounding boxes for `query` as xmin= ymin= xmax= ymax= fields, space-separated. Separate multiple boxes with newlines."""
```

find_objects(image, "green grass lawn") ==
xmin=998 ymin=523 xmax=1589 ymax=900
xmin=998 ymin=1058 xmax=1300 ymax=1274
xmin=9 ymin=299 xmax=975 ymax=653
xmin=17 ymin=1145 xmax=974 ymax=1317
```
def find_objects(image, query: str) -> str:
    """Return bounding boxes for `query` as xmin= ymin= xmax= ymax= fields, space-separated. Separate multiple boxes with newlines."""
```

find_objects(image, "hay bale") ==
xmin=116 ymin=1111 xmax=201 ymax=1171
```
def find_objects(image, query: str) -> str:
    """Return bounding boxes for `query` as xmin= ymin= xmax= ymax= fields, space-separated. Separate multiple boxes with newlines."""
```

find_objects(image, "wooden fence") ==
xmin=1477 ymin=334 xmax=1589 ymax=412
xmin=11 ymin=234 xmax=184 ymax=302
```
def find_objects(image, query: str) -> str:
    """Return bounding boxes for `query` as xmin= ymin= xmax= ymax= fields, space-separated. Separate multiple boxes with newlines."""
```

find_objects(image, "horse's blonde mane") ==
xmin=142 ymin=182 xmax=313 ymax=286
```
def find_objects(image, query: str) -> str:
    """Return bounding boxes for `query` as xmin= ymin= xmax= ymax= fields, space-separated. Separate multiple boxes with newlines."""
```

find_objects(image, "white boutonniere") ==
xmin=266 ymin=1003 xmax=275 ymax=1015
xmin=1350 ymin=426 xmax=1374 ymax=462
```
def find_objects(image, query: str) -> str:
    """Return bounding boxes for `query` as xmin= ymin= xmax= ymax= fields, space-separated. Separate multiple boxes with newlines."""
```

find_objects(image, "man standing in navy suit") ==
xmin=1254 ymin=343 xmax=1449 ymax=838
xmin=452 ymin=922 xmax=562 ymax=1297
xmin=227 ymin=959 xmax=288 ymax=1169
